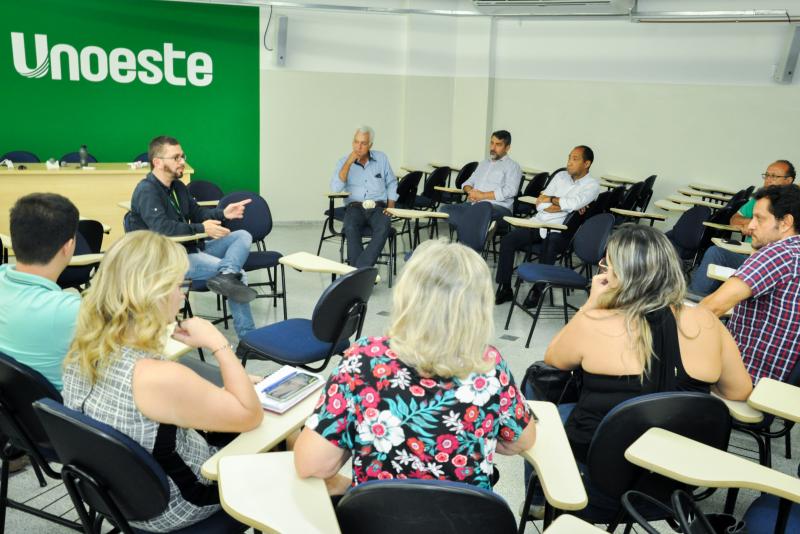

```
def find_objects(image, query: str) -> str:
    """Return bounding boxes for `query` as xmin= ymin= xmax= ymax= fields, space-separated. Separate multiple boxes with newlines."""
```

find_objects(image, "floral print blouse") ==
xmin=306 ymin=336 xmax=532 ymax=490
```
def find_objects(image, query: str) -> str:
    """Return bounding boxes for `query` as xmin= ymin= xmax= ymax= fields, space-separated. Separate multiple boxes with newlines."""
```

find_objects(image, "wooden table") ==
xmin=168 ymin=233 xmax=209 ymax=243
xmin=626 ymin=427 xmax=800 ymax=534
xmin=703 ymin=221 xmax=741 ymax=233
xmin=434 ymin=186 xmax=465 ymax=195
xmin=711 ymin=237 xmax=754 ymax=256
xmin=0 ymin=163 xmax=193 ymax=245
xmin=711 ymin=392 xmax=763 ymax=424
xmin=667 ymin=195 xmax=721 ymax=210
xmin=202 ymin=391 xmax=319 ymax=481
xmin=610 ymin=208 xmax=666 ymax=226
xmin=678 ymin=188 xmax=732 ymax=202
xmin=602 ymin=175 xmax=638 ymax=185
xmin=67 ymin=253 xmax=104 ymax=267
xmin=599 ymin=180 xmax=619 ymax=189
xmin=689 ymin=183 xmax=739 ymax=196
xmin=522 ymin=167 xmax=544 ymax=176
xmin=654 ymin=199 xmax=690 ymax=213
xmin=384 ymin=207 xmax=449 ymax=249
xmin=707 ymin=263 xmax=735 ymax=282
xmin=748 ymin=378 xmax=800 ymax=423
xmin=279 ymin=251 xmax=356 ymax=282
xmin=218 ymin=451 xmax=340 ymax=534
xmin=503 ymin=216 xmax=567 ymax=232
xmin=544 ymin=514 xmax=605 ymax=533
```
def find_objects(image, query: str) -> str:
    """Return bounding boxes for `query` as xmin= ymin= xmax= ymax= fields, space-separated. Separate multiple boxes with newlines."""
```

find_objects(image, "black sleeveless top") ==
xmin=564 ymin=308 xmax=712 ymax=463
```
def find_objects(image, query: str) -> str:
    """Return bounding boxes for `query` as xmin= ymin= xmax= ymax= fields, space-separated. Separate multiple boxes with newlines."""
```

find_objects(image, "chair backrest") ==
xmin=0 ymin=351 xmax=62 ymax=461
xmin=312 ymin=267 xmax=377 ymax=345
xmin=584 ymin=190 xmax=613 ymax=218
xmin=336 ymin=479 xmax=517 ymax=534
xmin=60 ymin=151 xmax=98 ymax=164
xmin=219 ymin=191 xmax=272 ymax=241
xmin=637 ymin=175 xmax=657 ymax=211
xmin=33 ymin=398 xmax=170 ymax=522
xmin=454 ymin=161 xmax=479 ymax=189
xmin=2 ymin=150 xmax=40 ymax=163
xmin=587 ymin=392 xmax=731 ymax=504
xmin=514 ymin=172 xmax=550 ymax=216
xmin=77 ymin=219 xmax=104 ymax=253
xmin=454 ymin=202 xmax=493 ymax=253
xmin=420 ymin=167 xmax=450 ymax=202
xmin=606 ymin=185 xmax=628 ymax=211
xmin=56 ymin=232 xmax=94 ymax=290
xmin=396 ymin=171 xmax=424 ymax=208
xmin=670 ymin=206 xmax=712 ymax=253
xmin=132 ymin=152 xmax=149 ymax=163
xmin=123 ymin=211 xmax=134 ymax=233
xmin=618 ymin=181 xmax=646 ymax=211
xmin=696 ymin=205 xmax=737 ymax=253
xmin=724 ymin=187 xmax=751 ymax=213
xmin=573 ymin=213 xmax=615 ymax=264
xmin=187 ymin=180 xmax=224 ymax=202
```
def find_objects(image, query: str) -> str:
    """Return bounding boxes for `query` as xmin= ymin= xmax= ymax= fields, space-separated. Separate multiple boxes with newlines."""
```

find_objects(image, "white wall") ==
xmin=259 ymin=1 xmax=800 ymax=222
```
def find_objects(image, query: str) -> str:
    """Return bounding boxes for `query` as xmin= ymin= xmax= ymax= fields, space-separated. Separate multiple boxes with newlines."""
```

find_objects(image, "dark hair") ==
xmin=491 ymin=130 xmax=511 ymax=146
xmin=775 ymin=159 xmax=796 ymax=181
xmin=575 ymin=145 xmax=594 ymax=165
xmin=10 ymin=193 xmax=79 ymax=264
xmin=148 ymin=135 xmax=180 ymax=166
xmin=753 ymin=184 xmax=800 ymax=233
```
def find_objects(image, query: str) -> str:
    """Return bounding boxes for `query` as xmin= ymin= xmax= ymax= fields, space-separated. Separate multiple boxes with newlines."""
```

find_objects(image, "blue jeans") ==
xmin=187 ymin=230 xmax=255 ymax=339
xmin=688 ymin=245 xmax=747 ymax=296
xmin=441 ymin=202 xmax=511 ymax=228
xmin=343 ymin=204 xmax=391 ymax=268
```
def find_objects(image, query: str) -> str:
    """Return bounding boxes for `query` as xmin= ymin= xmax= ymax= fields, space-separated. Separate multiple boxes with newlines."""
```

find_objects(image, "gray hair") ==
xmin=594 ymin=224 xmax=686 ymax=377
xmin=355 ymin=125 xmax=375 ymax=144
xmin=388 ymin=239 xmax=495 ymax=379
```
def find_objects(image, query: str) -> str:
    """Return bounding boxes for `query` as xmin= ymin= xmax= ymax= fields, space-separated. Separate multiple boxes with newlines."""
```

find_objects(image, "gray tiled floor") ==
xmin=4 ymin=221 xmax=797 ymax=533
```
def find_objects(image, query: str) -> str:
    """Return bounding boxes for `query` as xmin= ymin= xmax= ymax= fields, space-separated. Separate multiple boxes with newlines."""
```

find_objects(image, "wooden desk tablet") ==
xmin=517 ymin=196 xmax=537 ymax=205
xmin=610 ymin=208 xmax=666 ymax=226
xmin=626 ymin=427 xmax=800 ymax=504
xmin=67 ymin=253 xmax=104 ymax=267
xmin=279 ymin=251 xmax=355 ymax=278
xmin=677 ymin=188 xmax=732 ymax=202
xmin=707 ymin=263 xmax=736 ymax=282
xmin=521 ymin=401 xmax=588 ymax=512
xmin=666 ymin=195 xmax=721 ymax=210
xmin=711 ymin=392 xmax=764 ymax=424
xmin=197 ymin=200 xmax=219 ymax=207
xmin=602 ymin=175 xmax=638 ymax=185
xmin=688 ymin=183 xmax=739 ymax=196
xmin=703 ymin=221 xmax=741 ymax=233
xmin=202 ymin=391 xmax=319 ymax=481
xmin=711 ymin=237 xmax=754 ymax=256
xmin=433 ymin=186 xmax=465 ymax=194
xmin=168 ymin=233 xmax=209 ymax=243
xmin=522 ymin=167 xmax=544 ymax=176
xmin=218 ymin=451 xmax=340 ymax=534
xmin=748 ymin=379 xmax=800 ymax=423
xmin=503 ymin=217 xmax=567 ymax=232
xmin=0 ymin=163 xmax=193 ymax=245
xmin=599 ymin=180 xmax=618 ymax=189
xmin=654 ymin=199 xmax=690 ymax=213
xmin=544 ymin=514 xmax=606 ymax=533
xmin=385 ymin=208 xmax=449 ymax=248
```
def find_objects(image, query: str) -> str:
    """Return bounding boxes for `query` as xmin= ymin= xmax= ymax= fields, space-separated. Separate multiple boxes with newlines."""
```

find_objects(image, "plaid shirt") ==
xmin=728 ymin=234 xmax=800 ymax=383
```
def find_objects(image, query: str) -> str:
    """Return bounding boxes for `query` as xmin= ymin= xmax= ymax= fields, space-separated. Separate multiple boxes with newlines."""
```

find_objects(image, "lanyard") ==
xmin=168 ymin=189 xmax=184 ymax=221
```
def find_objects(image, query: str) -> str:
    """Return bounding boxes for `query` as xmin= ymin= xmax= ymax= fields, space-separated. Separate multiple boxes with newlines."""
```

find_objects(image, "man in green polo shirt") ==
xmin=0 ymin=193 xmax=80 ymax=390
xmin=688 ymin=160 xmax=796 ymax=295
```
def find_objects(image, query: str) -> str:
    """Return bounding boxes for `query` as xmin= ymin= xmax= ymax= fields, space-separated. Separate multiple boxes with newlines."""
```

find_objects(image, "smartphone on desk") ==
xmin=261 ymin=372 xmax=319 ymax=401
xmin=724 ymin=239 xmax=742 ymax=246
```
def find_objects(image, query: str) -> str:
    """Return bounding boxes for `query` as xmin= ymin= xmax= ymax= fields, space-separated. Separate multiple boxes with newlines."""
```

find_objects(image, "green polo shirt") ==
xmin=0 ymin=265 xmax=80 ymax=390
xmin=737 ymin=198 xmax=755 ymax=244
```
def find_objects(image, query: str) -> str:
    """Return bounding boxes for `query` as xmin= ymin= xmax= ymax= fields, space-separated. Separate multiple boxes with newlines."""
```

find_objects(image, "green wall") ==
xmin=0 ymin=0 xmax=259 ymax=193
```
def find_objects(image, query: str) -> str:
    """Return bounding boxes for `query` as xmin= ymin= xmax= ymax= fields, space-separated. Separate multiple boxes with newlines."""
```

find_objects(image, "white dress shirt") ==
xmin=462 ymin=155 xmax=522 ymax=211
xmin=532 ymin=171 xmax=601 ymax=238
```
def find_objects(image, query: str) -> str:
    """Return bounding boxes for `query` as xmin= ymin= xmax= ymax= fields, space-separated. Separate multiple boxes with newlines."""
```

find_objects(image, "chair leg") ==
xmin=0 ymin=459 xmax=9 ymax=530
xmin=504 ymin=280 xmax=522 ymax=330
xmin=525 ymin=289 xmax=547 ymax=349
xmin=316 ymin=220 xmax=328 ymax=256
xmin=516 ymin=473 xmax=538 ymax=534
xmin=280 ymin=264 xmax=287 ymax=320
xmin=785 ymin=422 xmax=793 ymax=459
xmin=723 ymin=488 xmax=739 ymax=515
xmin=221 ymin=298 xmax=229 ymax=330
xmin=562 ymin=287 xmax=569 ymax=324
xmin=31 ymin=460 xmax=46 ymax=487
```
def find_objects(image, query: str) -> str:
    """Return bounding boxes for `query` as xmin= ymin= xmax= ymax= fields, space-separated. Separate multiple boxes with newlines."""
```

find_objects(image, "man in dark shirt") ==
xmin=128 ymin=135 xmax=256 ymax=338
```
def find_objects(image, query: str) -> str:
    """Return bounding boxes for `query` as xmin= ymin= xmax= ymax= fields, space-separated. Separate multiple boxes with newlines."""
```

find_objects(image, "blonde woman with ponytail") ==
xmin=62 ymin=231 xmax=262 ymax=532
xmin=544 ymin=224 xmax=752 ymax=464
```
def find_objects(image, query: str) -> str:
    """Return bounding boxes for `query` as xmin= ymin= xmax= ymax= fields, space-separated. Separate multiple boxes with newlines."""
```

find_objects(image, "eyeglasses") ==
xmin=598 ymin=257 xmax=608 ymax=275
xmin=157 ymin=154 xmax=187 ymax=163
xmin=762 ymin=173 xmax=787 ymax=180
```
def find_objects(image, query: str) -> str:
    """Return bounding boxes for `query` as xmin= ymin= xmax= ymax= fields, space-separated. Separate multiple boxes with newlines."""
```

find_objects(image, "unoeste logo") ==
xmin=10 ymin=32 xmax=213 ymax=87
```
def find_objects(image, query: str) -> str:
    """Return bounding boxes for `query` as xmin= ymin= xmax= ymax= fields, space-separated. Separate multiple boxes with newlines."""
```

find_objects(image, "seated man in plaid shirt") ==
xmin=701 ymin=184 xmax=800 ymax=383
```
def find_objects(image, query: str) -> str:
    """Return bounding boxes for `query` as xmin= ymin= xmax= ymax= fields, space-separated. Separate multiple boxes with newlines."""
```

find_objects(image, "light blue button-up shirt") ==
xmin=330 ymin=150 xmax=398 ymax=205
xmin=462 ymin=155 xmax=522 ymax=211
xmin=0 ymin=265 xmax=81 ymax=390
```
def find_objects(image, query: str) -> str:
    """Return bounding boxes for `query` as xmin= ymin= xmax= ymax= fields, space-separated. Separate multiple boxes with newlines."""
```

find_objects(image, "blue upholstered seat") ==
xmin=240 ymin=319 xmax=350 ymax=365
xmin=517 ymin=263 xmax=588 ymax=288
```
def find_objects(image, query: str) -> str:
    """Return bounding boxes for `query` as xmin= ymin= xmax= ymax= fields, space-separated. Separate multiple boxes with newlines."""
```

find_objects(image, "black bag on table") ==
xmin=521 ymin=361 xmax=582 ymax=405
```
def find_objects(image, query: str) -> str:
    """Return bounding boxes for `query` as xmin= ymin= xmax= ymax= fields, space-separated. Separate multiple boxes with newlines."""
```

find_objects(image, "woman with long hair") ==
xmin=62 ymin=230 xmax=262 ymax=532
xmin=293 ymin=240 xmax=536 ymax=491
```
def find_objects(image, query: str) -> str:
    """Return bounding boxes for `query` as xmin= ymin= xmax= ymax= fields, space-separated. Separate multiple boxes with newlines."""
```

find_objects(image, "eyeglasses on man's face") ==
xmin=762 ymin=173 xmax=787 ymax=180
xmin=157 ymin=154 xmax=187 ymax=163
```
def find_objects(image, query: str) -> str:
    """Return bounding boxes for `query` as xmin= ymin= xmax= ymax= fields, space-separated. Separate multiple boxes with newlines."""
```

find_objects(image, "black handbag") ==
xmin=521 ymin=361 xmax=582 ymax=405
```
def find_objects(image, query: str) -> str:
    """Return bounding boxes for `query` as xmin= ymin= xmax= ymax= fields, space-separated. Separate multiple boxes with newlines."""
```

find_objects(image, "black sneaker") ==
xmin=206 ymin=273 xmax=257 ymax=303
xmin=495 ymin=285 xmax=514 ymax=305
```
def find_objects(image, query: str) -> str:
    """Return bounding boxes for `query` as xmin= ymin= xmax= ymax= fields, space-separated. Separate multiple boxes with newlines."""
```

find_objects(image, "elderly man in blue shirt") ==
xmin=331 ymin=126 xmax=398 ymax=269
xmin=441 ymin=130 xmax=522 ymax=227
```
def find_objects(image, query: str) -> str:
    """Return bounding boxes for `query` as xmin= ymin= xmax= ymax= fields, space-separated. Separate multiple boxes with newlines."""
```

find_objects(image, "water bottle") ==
xmin=78 ymin=145 xmax=88 ymax=168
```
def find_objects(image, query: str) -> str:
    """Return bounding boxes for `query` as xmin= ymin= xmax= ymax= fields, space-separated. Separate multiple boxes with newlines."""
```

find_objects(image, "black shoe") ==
xmin=495 ymin=285 xmax=513 ymax=305
xmin=523 ymin=286 xmax=543 ymax=309
xmin=206 ymin=273 xmax=257 ymax=303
